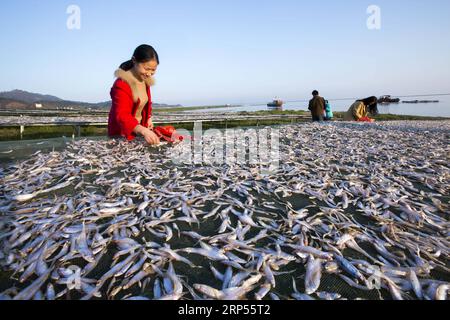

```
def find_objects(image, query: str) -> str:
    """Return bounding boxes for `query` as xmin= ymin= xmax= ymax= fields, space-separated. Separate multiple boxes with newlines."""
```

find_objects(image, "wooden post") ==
xmin=73 ymin=125 xmax=81 ymax=137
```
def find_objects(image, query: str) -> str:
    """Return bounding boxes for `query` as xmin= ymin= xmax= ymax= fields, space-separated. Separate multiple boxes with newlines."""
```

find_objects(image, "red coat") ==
xmin=108 ymin=73 xmax=153 ymax=141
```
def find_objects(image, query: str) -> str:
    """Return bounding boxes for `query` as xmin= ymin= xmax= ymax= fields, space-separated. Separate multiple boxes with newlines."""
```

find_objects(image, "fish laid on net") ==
xmin=0 ymin=120 xmax=449 ymax=300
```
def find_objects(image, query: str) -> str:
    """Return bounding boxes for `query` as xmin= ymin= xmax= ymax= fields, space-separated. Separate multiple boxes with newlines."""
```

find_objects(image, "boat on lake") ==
xmin=267 ymin=98 xmax=284 ymax=109
xmin=378 ymin=95 xmax=401 ymax=104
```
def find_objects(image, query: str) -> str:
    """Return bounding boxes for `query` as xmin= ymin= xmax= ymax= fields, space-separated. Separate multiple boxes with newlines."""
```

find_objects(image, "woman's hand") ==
xmin=143 ymin=129 xmax=160 ymax=145
xmin=134 ymin=125 xmax=160 ymax=145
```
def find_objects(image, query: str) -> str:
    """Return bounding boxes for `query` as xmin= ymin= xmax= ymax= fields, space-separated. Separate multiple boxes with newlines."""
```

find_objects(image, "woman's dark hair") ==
xmin=358 ymin=96 xmax=378 ymax=116
xmin=120 ymin=45 xmax=159 ymax=71
xmin=312 ymin=90 xmax=319 ymax=96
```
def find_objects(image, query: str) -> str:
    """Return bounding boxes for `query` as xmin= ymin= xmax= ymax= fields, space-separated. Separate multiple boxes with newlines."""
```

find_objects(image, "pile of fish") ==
xmin=0 ymin=120 xmax=449 ymax=300
xmin=0 ymin=115 xmax=107 ymax=125
xmin=0 ymin=112 xmax=303 ymax=126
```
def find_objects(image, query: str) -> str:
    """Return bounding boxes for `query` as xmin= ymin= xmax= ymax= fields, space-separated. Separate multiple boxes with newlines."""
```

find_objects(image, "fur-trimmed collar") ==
xmin=114 ymin=68 xmax=155 ymax=102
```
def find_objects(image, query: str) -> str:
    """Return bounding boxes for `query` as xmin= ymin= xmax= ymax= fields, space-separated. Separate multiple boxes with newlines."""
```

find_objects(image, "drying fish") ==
xmin=0 ymin=120 xmax=448 ymax=300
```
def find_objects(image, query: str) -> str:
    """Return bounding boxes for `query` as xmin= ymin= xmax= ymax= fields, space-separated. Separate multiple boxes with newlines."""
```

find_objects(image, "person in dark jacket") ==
xmin=308 ymin=90 xmax=326 ymax=122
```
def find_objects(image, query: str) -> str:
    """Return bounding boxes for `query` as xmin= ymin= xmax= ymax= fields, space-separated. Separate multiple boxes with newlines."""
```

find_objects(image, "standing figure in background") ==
xmin=308 ymin=90 xmax=326 ymax=122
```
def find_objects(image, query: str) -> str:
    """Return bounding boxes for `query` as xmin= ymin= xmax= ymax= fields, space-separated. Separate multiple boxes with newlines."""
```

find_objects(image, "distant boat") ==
xmin=378 ymin=95 xmax=400 ymax=104
xmin=267 ymin=98 xmax=283 ymax=109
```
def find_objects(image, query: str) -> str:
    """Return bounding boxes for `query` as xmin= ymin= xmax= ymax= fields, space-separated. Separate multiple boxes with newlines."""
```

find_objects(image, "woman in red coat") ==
xmin=108 ymin=45 xmax=160 ymax=145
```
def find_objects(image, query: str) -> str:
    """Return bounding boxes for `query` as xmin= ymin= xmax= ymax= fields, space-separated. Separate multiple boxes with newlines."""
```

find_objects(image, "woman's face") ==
xmin=133 ymin=59 xmax=158 ymax=82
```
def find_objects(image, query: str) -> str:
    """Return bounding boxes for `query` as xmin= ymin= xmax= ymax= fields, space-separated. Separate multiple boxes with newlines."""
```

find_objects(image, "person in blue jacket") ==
xmin=324 ymin=100 xmax=334 ymax=121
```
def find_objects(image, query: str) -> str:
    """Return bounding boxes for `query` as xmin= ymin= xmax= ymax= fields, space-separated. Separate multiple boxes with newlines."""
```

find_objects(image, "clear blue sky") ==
xmin=1 ymin=0 xmax=449 ymax=106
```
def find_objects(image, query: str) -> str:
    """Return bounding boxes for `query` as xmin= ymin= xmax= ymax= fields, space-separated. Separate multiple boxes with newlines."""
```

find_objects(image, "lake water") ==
xmin=191 ymin=95 xmax=450 ymax=117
